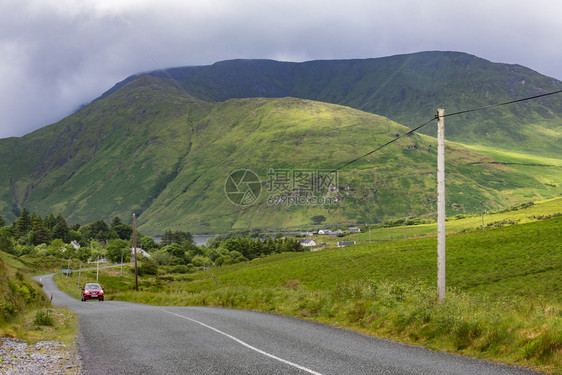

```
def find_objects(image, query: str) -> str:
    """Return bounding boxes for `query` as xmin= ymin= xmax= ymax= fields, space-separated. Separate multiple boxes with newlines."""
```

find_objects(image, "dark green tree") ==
xmin=30 ymin=213 xmax=51 ymax=245
xmin=110 ymin=216 xmax=123 ymax=229
xmin=75 ymin=245 xmax=92 ymax=262
xmin=163 ymin=243 xmax=186 ymax=264
xmin=80 ymin=220 xmax=110 ymax=241
xmin=162 ymin=230 xmax=193 ymax=245
xmin=139 ymin=236 xmax=157 ymax=251
xmin=0 ymin=215 xmax=6 ymax=228
xmin=52 ymin=213 xmax=70 ymax=242
xmin=113 ymin=224 xmax=133 ymax=240
xmin=311 ymin=215 xmax=327 ymax=225
xmin=0 ymin=227 xmax=15 ymax=254
xmin=106 ymin=239 xmax=130 ymax=263
xmin=43 ymin=213 xmax=57 ymax=232
xmin=13 ymin=208 xmax=31 ymax=239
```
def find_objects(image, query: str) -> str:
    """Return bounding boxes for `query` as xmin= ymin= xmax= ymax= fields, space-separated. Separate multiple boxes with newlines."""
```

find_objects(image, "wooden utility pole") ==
xmin=133 ymin=214 xmax=139 ymax=291
xmin=437 ymin=109 xmax=446 ymax=302
xmin=77 ymin=262 xmax=81 ymax=287
xmin=481 ymin=201 xmax=486 ymax=233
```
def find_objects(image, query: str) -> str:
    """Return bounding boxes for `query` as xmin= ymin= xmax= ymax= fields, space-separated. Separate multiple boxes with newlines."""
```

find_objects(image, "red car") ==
xmin=81 ymin=283 xmax=105 ymax=301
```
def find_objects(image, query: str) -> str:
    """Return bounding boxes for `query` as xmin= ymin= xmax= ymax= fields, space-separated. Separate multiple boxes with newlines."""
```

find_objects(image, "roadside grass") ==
xmin=0 ymin=307 xmax=78 ymax=346
xmin=55 ymin=216 xmax=562 ymax=374
xmin=0 ymin=252 xmax=79 ymax=346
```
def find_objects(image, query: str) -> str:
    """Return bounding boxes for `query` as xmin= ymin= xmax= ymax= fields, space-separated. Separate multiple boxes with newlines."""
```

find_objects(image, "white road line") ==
xmin=163 ymin=310 xmax=323 ymax=375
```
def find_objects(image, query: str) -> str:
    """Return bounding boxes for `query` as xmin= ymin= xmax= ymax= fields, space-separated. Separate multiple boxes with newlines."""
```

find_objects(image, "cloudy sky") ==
xmin=1 ymin=0 xmax=561 ymax=139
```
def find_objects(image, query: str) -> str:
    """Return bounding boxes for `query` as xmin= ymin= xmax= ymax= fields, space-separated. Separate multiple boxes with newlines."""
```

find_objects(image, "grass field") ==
xmin=344 ymin=197 xmax=561 ymax=243
xmin=55 ymin=214 xmax=562 ymax=374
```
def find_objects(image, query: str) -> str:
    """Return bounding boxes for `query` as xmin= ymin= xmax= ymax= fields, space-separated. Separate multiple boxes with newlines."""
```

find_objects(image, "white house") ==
xmin=349 ymin=227 xmax=361 ymax=233
xmin=299 ymin=239 xmax=317 ymax=247
xmin=337 ymin=241 xmax=356 ymax=247
xmin=318 ymin=229 xmax=343 ymax=236
xmin=131 ymin=247 xmax=151 ymax=258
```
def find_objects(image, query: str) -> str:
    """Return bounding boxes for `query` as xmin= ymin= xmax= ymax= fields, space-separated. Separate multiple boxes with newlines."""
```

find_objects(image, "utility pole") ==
xmin=437 ymin=108 xmax=446 ymax=302
xmin=77 ymin=262 xmax=81 ymax=287
xmin=67 ymin=257 xmax=72 ymax=278
xmin=480 ymin=201 xmax=486 ymax=233
xmin=133 ymin=213 xmax=139 ymax=292
xmin=402 ymin=216 xmax=410 ymax=240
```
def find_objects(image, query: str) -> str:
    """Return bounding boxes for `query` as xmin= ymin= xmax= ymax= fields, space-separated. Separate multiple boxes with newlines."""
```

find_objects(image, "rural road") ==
xmin=34 ymin=273 xmax=541 ymax=375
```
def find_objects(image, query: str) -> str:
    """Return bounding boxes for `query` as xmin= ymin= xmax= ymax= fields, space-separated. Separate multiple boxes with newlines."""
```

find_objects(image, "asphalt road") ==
xmin=34 ymin=273 xmax=542 ymax=375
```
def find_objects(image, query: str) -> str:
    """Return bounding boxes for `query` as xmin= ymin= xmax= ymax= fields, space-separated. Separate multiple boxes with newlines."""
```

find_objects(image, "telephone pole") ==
xmin=133 ymin=213 xmax=139 ymax=292
xmin=437 ymin=109 xmax=446 ymax=302
xmin=480 ymin=201 xmax=486 ymax=233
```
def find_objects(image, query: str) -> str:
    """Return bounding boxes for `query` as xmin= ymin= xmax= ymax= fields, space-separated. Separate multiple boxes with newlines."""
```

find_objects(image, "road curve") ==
xmin=34 ymin=273 xmax=541 ymax=375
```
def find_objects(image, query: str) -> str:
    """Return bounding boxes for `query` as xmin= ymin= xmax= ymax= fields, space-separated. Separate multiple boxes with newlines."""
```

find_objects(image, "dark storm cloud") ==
xmin=1 ymin=0 xmax=561 ymax=139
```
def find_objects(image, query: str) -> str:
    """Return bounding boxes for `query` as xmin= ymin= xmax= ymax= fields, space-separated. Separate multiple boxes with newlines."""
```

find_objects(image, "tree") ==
xmin=80 ymin=220 xmax=110 ymax=242
xmin=110 ymin=216 xmax=123 ymax=229
xmin=52 ymin=213 xmax=70 ymax=242
xmin=0 ymin=215 xmax=6 ymax=228
xmin=88 ymin=240 xmax=104 ymax=262
xmin=162 ymin=243 xmax=187 ymax=264
xmin=0 ymin=227 xmax=15 ymax=254
xmin=162 ymin=230 xmax=193 ymax=245
xmin=113 ymin=224 xmax=133 ymax=241
xmin=43 ymin=213 xmax=57 ymax=232
xmin=13 ymin=208 xmax=31 ymax=239
xmin=44 ymin=239 xmax=66 ymax=257
xmin=30 ymin=213 xmax=51 ymax=245
xmin=139 ymin=236 xmax=157 ymax=252
xmin=76 ymin=246 xmax=92 ymax=263
xmin=152 ymin=249 xmax=172 ymax=265
xmin=105 ymin=239 xmax=130 ymax=263
xmin=311 ymin=215 xmax=326 ymax=225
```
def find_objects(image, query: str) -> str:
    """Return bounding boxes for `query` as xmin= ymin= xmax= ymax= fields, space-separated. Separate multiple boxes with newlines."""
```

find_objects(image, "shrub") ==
xmin=172 ymin=265 xmax=189 ymax=274
xmin=138 ymin=261 xmax=158 ymax=276
xmin=191 ymin=255 xmax=211 ymax=267
xmin=33 ymin=310 xmax=54 ymax=326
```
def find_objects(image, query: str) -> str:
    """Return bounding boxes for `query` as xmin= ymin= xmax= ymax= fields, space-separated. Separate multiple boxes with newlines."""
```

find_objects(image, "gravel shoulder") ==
xmin=0 ymin=337 xmax=82 ymax=375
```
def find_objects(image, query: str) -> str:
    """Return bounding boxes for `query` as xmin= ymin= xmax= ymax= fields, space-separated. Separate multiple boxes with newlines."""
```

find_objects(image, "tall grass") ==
xmin=0 ymin=253 xmax=78 ymax=344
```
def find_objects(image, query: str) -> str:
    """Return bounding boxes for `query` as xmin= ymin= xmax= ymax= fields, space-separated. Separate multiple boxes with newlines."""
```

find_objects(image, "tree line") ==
xmin=0 ymin=210 xmax=305 ymax=271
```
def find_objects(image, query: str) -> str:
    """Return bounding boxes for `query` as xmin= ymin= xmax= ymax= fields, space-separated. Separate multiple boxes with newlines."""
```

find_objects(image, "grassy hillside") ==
xmin=111 ymin=51 xmax=562 ymax=157
xmin=55 ymin=216 xmax=562 ymax=373
xmin=0 ymin=74 xmax=561 ymax=233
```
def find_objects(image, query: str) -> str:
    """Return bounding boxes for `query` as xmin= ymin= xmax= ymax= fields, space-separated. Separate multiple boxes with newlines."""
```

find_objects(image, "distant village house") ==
xmin=299 ymin=239 xmax=317 ymax=247
xmin=337 ymin=241 xmax=356 ymax=247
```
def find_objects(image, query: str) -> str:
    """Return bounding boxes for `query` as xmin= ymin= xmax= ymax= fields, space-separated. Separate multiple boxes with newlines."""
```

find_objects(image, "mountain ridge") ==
xmin=0 ymin=52 xmax=561 ymax=232
xmin=99 ymin=51 xmax=562 ymax=156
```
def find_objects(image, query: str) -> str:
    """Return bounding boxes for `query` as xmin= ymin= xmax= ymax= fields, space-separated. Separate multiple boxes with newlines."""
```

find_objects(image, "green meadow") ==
xmin=346 ymin=197 xmax=562 ymax=243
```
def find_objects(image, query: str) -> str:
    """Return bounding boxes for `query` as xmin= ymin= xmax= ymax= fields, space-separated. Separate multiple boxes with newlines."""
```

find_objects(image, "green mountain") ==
xmin=1 ymin=52 xmax=561 ymax=233
xmin=106 ymin=51 xmax=562 ymax=157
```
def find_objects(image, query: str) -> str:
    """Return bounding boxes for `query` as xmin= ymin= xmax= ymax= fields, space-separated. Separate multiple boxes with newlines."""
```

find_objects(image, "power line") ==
xmin=331 ymin=89 xmax=562 ymax=174
xmin=329 ymin=117 xmax=436 ymax=174
xmin=444 ymin=89 xmax=562 ymax=118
